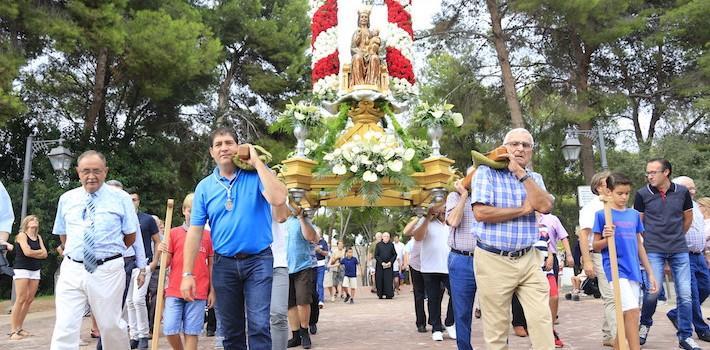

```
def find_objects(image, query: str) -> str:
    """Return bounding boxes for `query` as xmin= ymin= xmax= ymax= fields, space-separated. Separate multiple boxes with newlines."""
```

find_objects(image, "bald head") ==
xmin=672 ymin=176 xmax=696 ymax=198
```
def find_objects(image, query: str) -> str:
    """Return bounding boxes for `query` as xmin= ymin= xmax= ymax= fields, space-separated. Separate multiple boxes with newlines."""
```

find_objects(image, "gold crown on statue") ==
xmin=358 ymin=4 xmax=373 ymax=16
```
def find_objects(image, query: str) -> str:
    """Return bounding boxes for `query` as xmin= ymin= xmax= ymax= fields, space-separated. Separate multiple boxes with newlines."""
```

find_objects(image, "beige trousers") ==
xmin=475 ymin=246 xmax=554 ymax=350
xmin=593 ymin=252 xmax=617 ymax=340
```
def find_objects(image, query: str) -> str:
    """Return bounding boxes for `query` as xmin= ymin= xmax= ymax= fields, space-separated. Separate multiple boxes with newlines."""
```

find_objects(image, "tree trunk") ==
xmin=646 ymin=43 xmax=665 ymax=145
xmin=485 ymin=0 xmax=525 ymax=128
xmin=570 ymin=30 xmax=597 ymax=183
xmin=83 ymin=47 xmax=109 ymax=146
xmin=216 ymin=60 xmax=240 ymax=127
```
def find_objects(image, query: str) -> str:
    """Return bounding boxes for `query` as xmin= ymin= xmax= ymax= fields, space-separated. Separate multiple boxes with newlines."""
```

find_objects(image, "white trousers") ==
xmin=51 ymin=257 xmax=129 ymax=350
xmin=126 ymin=267 xmax=151 ymax=339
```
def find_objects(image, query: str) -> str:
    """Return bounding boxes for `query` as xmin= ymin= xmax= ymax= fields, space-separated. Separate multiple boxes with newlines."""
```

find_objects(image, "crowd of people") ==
xmin=0 ymin=126 xmax=709 ymax=350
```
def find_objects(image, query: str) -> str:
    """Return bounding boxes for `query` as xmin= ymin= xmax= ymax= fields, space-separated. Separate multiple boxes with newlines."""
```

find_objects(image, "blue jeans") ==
xmin=667 ymin=253 xmax=710 ymax=335
xmin=640 ymin=252 xmax=692 ymax=340
xmin=448 ymin=252 xmax=477 ymax=350
xmin=315 ymin=265 xmax=326 ymax=303
xmin=213 ymin=248 xmax=273 ymax=350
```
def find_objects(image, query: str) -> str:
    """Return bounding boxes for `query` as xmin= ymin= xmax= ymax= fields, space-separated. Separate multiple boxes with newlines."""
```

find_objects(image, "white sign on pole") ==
xmin=577 ymin=186 xmax=594 ymax=208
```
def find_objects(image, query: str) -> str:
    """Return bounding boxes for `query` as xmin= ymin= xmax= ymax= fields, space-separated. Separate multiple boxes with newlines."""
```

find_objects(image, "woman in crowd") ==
xmin=9 ymin=215 xmax=48 ymax=340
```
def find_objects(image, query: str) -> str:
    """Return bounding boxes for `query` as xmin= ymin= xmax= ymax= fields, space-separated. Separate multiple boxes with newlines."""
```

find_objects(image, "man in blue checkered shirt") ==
xmin=471 ymin=128 xmax=555 ymax=350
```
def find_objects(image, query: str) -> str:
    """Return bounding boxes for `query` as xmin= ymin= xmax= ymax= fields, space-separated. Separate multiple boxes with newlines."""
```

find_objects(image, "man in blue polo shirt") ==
xmin=635 ymin=159 xmax=697 ymax=350
xmin=471 ymin=128 xmax=555 ymax=350
xmin=181 ymin=127 xmax=287 ymax=350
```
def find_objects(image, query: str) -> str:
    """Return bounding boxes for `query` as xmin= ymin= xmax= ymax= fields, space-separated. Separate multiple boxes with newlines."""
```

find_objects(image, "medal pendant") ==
xmin=225 ymin=199 xmax=234 ymax=211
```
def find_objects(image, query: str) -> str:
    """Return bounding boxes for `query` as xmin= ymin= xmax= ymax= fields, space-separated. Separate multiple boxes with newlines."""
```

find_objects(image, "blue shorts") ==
xmin=162 ymin=296 xmax=207 ymax=336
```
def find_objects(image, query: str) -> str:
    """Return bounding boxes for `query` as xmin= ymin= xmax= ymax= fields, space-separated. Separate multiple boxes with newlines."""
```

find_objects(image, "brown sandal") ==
xmin=9 ymin=331 xmax=24 ymax=340
xmin=17 ymin=329 xmax=30 ymax=336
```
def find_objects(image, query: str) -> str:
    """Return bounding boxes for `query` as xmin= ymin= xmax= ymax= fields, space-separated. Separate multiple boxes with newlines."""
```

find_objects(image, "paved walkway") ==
xmin=0 ymin=285 xmax=692 ymax=349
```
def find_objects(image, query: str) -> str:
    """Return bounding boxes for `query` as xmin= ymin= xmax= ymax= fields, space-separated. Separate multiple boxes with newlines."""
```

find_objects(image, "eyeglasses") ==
xmin=645 ymin=170 xmax=664 ymax=176
xmin=504 ymin=141 xmax=533 ymax=150
xmin=79 ymin=169 xmax=105 ymax=176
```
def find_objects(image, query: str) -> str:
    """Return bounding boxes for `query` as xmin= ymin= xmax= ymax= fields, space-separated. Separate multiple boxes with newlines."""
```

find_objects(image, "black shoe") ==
xmin=565 ymin=293 xmax=572 ymax=300
xmin=287 ymin=331 xmax=301 ymax=348
xmin=130 ymin=339 xmax=139 ymax=349
xmin=300 ymin=327 xmax=312 ymax=349
xmin=667 ymin=312 xmax=679 ymax=331
xmin=680 ymin=337 xmax=702 ymax=350
xmin=417 ymin=325 xmax=427 ymax=333
xmin=698 ymin=332 xmax=710 ymax=342
xmin=572 ymin=294 xmax=580 ymax=301
xmin=309 ymin=324 xmax=317 ymax=335
xmin=344 ymin=294 xmax=351 ymax=303
xmin=137 ymin=338 xmax=149 ymax=350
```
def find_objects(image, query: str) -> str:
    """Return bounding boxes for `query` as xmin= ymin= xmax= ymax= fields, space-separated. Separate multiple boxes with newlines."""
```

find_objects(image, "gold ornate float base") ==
xmin=281 ymin=100 xmax=454 ymax=208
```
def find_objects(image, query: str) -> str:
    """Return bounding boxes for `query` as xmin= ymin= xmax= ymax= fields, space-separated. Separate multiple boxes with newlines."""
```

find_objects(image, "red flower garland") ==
xmin=311 ymin=0 xmax=339 ymax=88
xmin=386 ymin=47 xmax=415 ymax=84
xmin=385 ymin=0 xmax=414 ymax=38
xmin=311 ymin=0 xmax=338 ymax=46
xmin=312 ymin=50 xmax=340 ymax=82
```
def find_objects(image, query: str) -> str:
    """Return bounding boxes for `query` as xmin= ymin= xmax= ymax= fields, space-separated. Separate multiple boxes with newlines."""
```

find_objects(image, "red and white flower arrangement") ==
xmin=383 ymin=0 xmax=416 ymax=99
xmin=311 ymin=0 xmax=339 ymax=100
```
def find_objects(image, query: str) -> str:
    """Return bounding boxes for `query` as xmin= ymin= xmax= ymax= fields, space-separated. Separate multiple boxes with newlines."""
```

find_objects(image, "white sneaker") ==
xmin=446 ymin=325 xmax=457 ymax=340
xmin=432 ymin=331 xmax=444 ymax=341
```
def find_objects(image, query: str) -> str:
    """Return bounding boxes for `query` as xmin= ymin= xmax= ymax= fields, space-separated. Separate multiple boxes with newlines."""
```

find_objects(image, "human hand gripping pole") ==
xmin=151 ymin=199 xmax=174 ymax=350
xmin=601 ymin=197 xmax=629 ymax=350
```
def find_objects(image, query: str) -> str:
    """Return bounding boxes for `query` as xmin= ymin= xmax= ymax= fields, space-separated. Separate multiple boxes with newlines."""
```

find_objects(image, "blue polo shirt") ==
xmin=191 ymin=167 xmax=271 ymax=256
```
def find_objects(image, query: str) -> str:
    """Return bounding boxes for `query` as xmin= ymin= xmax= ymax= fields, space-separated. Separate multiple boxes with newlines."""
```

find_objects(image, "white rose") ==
xmin=376 ymin=164 xmax=385 ymax=172
xmin=403 ymin=148 xmax=415 ymax=161
xmin=352 ymin=146 xmax=361 ymax=154
xmin=432 ymin=110 xmax=444 ymax=119
xmin=359 ymin=155 xmax=372 ymax=165
xmin=333 ymin=148 xmax=342 ymax=157
xmin=350 ymin=164 xmax=359 ymax=173
xmin=387 ymin=160 xmax=403 ymax=172
xmin=344 ymin=150 xmax=354 ymax=162
xmin=383 ymin=148 xmax=396 ymax=160
xmin=363 ymin=171 xmax=378 ymax=182
xmin=323 ymin=153 xmax=335 ymax=161
xmin=452 ymin=112 xmax=464 ymax=127
xmin=294 ymin=112 xmax=306 ymax=121
xmin=333 ymin=164 xmax=347 ymax=175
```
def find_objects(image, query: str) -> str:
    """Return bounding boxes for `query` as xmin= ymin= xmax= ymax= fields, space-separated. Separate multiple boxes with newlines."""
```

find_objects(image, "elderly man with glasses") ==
xmin=471 ymin=128 xmax=555 ymax=350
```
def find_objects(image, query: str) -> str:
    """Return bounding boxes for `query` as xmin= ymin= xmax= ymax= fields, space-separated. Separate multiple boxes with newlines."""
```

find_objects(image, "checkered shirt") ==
xmin=445 ymin=191 xmax=477 ymax=252
xmin=470 ymin=165 xmax=547 ymax=251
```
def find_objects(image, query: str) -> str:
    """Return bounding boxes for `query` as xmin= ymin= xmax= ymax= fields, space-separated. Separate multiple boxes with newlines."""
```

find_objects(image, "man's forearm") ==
xmin=182 ymin=226 xmax=205 ymax=273
xmin=123 ymin=233 xmax=136 ymax=248
xmin=255 ymin=162 xmax=287 ymax=206
xmin=446 ymin=199 xmax=467 ymax=228
xmin=473 ymin=204 xmax=528 ymax=224
xmin=522 ymin=179 xmax=553 ymax=213
xmin=299 ymin=217 xmax=317 ymax=242
xmin=579 ymin=229 xmax=592 ymax=262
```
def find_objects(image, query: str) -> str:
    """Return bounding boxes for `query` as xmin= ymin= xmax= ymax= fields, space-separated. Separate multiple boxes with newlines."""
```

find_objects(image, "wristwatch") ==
xmin=182 ymin=272 xmax=194 ymax=277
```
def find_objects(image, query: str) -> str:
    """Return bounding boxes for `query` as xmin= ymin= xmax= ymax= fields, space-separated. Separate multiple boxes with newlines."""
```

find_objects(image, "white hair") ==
xmin=503 ymin=128 xmax=534 ymax=145
xmin=672 ymin=176 xmax=694 ymax=187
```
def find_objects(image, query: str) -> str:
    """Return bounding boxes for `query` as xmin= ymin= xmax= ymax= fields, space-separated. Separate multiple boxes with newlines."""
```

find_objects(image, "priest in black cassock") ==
xmin=374 ymin=232 xmax=398 ymax=299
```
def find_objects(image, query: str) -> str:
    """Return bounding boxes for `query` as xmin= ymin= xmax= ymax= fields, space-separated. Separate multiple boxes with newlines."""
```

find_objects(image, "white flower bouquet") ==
xmin=272 ymin=100 xmax=323 ymax=131
xmin=412 ymin=101 xmax=464 ymax=129
xmin=322 ymin=131 xmax=416 ymax=203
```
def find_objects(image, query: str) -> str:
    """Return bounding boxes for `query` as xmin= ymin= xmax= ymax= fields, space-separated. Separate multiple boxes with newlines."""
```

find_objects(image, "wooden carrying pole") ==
xmin=603 ymin=198 xmax=629 ymax=350
xmin=151 ymin=199 xmax=174 ymax=350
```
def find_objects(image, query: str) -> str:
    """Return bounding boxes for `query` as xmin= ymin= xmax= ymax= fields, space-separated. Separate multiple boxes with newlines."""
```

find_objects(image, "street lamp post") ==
xmin=560 ymin=127 xmax=608 ymax=170
xmin=20 ymin=135 xmax=74 ymax=220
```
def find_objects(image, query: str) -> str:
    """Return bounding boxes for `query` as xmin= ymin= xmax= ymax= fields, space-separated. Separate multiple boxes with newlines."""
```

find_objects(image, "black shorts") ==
xmin=289 ymin=268 xmax=314 ymax=308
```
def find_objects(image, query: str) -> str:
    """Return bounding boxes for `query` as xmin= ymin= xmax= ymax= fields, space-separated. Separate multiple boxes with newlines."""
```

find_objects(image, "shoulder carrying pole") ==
xmin=151 ymin=199 xmax=174 ymax=350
